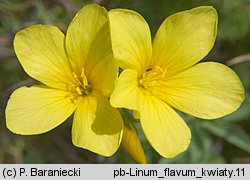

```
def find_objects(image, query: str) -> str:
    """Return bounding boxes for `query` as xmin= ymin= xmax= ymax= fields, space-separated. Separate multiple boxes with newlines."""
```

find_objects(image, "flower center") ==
xmin=71 ymin=68 xmax=92 ymax=96
xmin=138 ymin=66 xmax=166 ymax=91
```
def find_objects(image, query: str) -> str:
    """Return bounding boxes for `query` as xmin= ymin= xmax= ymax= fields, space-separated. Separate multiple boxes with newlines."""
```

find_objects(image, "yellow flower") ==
xmin=6 ymin=4 xmax=123 ymax=156
xmin=109 ymin=6 xmax=245 ymax=158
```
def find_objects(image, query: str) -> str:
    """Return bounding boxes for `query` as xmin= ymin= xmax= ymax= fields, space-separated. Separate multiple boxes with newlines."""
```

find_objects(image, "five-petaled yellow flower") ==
xmin=6 ymin=4 xmax=123 ymax=156
xmin=109 ymin=6 xmax=245 ymax=158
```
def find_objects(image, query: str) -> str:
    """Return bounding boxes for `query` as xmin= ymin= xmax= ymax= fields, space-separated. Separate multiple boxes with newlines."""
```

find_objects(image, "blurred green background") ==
xmin=0 ymin=0 xmax=250 ymax=163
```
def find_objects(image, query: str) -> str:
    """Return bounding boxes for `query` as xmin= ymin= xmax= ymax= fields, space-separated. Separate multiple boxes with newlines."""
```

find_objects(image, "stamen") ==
xmin=81 ymin=68 xmax=88 ymax=87
xmin=72 ymin=72 xmax=83 ymax=86
xmin=75 ymin=87 xmax=82 ymax=95
xmin=70 ymin=69 xmax=92 ymax=97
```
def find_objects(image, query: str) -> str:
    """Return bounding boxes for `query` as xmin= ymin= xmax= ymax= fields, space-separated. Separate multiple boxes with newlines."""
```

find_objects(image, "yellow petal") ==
xmin=14 ymin=25 xmax=75 ymax=90
xmin=66 ymin=4 xmax=110 ymax=75
xmin=122 ymin=120 xmax=146 ymax=164
xmin=83 ymin=19 xmax=117 ymax=96
xmin=152 ymin=6 xmax=217 ymax=76
xmin=6 ymin=86 xmax=77 ymax=135
xmin=88 ymin=54 xmax=118 ymax=97
xmin=158 ymin=62 xmax=245 ymax=119
xmin=72 ymin=91 xmax=123 ymax=156
xmin=140 ymin=95 xmax=191 ymax=158
xmin=109 ymin=9 xmax=152 ymax=75
xmin=110 ymin=69 xmax=141 ymax=111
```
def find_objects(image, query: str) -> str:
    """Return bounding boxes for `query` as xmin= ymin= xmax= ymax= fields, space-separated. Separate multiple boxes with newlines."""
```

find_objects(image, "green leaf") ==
xmin=199 ymin=121 xmax=250 ymax=154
